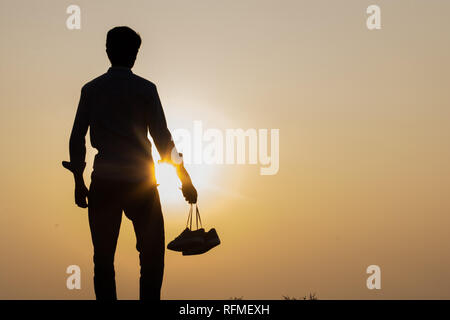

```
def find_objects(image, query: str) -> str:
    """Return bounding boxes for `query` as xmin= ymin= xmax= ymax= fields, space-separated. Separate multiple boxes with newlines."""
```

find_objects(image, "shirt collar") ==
xmin=107 ymin=66 xmax=133 ymax=74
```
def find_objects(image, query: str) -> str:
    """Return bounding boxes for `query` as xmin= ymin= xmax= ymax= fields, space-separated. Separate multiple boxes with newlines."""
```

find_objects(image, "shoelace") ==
xmin=186 ymin=204 xmax=203 ymax=231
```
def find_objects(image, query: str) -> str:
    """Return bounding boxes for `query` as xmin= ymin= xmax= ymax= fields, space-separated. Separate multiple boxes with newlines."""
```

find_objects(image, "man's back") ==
xmin=70 ymin=67 xmax=174 ymax=182
xmin=63 ymin=26 xmax=198 ymax=300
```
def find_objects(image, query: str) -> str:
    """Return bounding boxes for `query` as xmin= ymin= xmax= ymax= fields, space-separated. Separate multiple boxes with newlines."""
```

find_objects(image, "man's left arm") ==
xmin=148 ymin=85 xmax=198 ymax=204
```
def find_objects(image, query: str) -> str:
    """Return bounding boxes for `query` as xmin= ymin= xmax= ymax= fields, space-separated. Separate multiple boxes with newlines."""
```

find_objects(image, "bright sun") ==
xmin=148 ymin=111 xmax=219 ymax=205
xmin=154 ymin=162 xmax=182 ymax=203
xmin=152 ymin=146 xmax=216 ymax=205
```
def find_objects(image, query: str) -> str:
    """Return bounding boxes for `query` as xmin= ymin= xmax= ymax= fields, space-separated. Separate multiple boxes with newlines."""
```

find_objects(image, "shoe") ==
xmin=167 ymin=228 xmax=205 ymax=252
xmin=182 ymin=228 xmax=220 ymax=256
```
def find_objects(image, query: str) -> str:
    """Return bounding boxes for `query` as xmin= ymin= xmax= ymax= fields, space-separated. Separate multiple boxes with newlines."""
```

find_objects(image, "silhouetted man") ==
xmin=63 ymin=26 xmax=197 ymax=300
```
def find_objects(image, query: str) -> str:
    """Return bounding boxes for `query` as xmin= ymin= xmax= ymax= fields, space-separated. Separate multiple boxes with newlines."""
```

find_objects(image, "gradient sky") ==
xmin=1 ymin=0 xmax=450 ymax=299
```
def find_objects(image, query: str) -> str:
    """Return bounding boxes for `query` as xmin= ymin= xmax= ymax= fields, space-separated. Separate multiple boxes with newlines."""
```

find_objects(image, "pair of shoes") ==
xmin=167 ymin=204 xmax=221 ymax=255
xmin=167 ymin=227 xmax=221 ymax=255
xmin=182 ymin=228 xmax=220 ymax=255
xmin=167 ymin=228 xmax=205 ymax=252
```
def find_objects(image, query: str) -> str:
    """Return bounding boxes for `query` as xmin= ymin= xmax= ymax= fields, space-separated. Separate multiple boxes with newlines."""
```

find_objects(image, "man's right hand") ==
xmin=75 ymin=183 xmax=89 ymax=208
xmin=62 ymin=161 xmax=89 ymax=208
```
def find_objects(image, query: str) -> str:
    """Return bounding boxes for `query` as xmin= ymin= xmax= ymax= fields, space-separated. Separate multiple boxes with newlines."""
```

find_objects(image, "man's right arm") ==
xmin=63 ymin=86 xmax=90 ymax=208
xmin=68 ymin=86 xmax=89 ymax=177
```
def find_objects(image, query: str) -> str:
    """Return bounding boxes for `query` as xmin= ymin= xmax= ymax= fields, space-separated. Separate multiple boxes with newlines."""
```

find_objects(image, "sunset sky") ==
xmin=1 ymin=0 xmax=450 ymax=299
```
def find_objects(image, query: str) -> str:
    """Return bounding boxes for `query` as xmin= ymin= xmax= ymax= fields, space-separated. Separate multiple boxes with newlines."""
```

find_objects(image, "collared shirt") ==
xmin=69 ymin=67 xmax=175 ymax=182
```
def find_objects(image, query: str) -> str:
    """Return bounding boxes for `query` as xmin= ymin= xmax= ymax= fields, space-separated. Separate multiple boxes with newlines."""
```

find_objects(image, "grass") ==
xmin=229 ymin=293 xmax=318 ymax=300
xmin=283 ymin=293 xmax=318 ymax=300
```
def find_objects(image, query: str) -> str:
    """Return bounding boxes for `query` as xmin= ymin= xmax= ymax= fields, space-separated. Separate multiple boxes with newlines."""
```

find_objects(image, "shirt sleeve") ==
xmin=148 ymin=85 xmax=176 ymax=163
xmin=69 ymin=86 xmax=90 ymax=175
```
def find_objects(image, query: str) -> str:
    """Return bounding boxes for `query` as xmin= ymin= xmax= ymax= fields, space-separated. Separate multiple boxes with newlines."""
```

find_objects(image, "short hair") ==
xmin=106 ymin=26 xmax=141 ymax=66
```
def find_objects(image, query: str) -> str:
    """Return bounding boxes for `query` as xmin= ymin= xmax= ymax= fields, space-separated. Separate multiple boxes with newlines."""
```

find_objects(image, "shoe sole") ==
xmin=182 ymin=238 xmax=221 ymax=256
xmin=167 ymin=238 xmax=205 ymax=252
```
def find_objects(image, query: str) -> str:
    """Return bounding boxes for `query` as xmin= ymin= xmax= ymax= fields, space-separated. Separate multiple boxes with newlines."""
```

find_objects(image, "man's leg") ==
xmin=124 ymin=185 xmax=165 ymax=300
xmin=88 ymin=179 xmax=123 ymax=300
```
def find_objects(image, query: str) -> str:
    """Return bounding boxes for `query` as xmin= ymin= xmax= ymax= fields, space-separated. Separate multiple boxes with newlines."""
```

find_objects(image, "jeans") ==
xmin=88 ymin=177 xmax=165 ymax=300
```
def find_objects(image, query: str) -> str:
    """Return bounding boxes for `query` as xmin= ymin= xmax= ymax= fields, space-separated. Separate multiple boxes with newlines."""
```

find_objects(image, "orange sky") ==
xmin=1 ymin=0 xmax=450 ymax=299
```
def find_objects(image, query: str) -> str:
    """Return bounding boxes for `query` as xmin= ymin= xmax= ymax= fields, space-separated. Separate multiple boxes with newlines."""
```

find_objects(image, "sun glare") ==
xmin=154 ymin=162 xmax=182 ymax=203
xmin=152 ymin=146 xmax=217 ymax=205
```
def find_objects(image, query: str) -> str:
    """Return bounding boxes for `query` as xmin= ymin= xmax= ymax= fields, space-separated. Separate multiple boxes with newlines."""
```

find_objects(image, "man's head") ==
xmin=106 ymin=26 xmax=141 ymax=68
